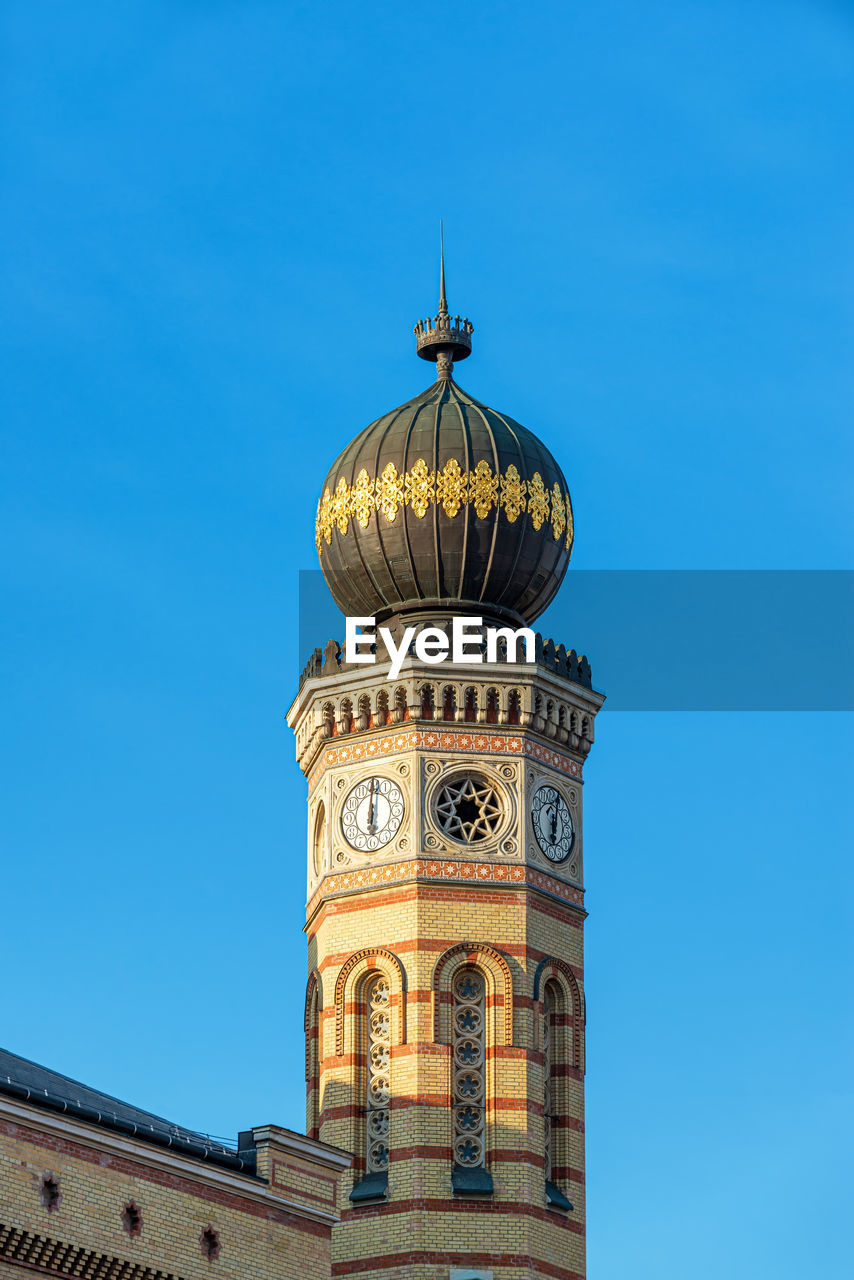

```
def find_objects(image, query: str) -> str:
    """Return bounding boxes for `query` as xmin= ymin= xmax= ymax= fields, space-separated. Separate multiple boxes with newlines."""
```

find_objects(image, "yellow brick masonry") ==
xmin=290 ymin=656 xmax=602 ymax=1279
xmin=302 ymin=801 xmax=586 ymax=1280
xmin=0 ymin=1101 xmax=350 ymax=1280
xmin=310 ymin=880 xmax=586 ymax=1280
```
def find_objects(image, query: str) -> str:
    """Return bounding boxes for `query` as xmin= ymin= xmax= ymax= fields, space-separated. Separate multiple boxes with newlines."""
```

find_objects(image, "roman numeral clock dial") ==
xmin=341 ymin=776 xmax=405 ymax=852
xmin=531 ymin=784 xmax=574 ymax=863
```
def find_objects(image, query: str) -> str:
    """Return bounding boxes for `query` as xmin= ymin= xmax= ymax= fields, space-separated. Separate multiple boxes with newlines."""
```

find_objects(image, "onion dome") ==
xmin=315 ymin=241 xmax=574 ymax=626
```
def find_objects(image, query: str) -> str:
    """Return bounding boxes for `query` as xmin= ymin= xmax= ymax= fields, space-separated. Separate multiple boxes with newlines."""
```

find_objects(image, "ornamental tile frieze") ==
xmin=306 ymin=726 xmax=583 ymax=796
xmin=305 ymin=856 xmax=586 ymax=920
xmin=315 ymin=458 xmax=573 ymax=555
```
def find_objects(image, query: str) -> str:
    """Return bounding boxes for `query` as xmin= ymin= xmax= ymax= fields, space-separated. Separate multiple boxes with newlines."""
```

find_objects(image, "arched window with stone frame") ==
xmin=538 ymin=968 xmax=577 ymax=1213
xmin=362 ymin=972 xmax=391 ymax=1184
xmin=304 ymin=971 xmax=321 ymax=1141
xmin=335 ymin=949 xmax=407 ymax=1204
xmin=432 ymin=942 xmax=512 ymax=1196
xmin=542 ymin=982 xmax=558 ymax=1189
xmin=450 ymin=967 xmax=493 ymax=1195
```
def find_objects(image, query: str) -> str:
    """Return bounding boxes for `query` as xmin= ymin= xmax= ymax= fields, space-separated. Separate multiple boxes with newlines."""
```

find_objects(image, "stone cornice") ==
xmin=251 ymin=1124 xmax=352 ymax=1170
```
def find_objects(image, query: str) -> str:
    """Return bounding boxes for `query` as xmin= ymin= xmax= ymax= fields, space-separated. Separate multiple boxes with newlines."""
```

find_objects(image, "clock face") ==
xmin=341 ymin=776 xmax=405 ymax=852
xmin=531 ymin=785 xmax=574 ymax=863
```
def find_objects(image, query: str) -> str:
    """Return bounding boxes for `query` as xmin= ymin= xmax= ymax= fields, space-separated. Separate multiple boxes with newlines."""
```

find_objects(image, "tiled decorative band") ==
xmin=307 ymin=728 xmax=583 ymax=794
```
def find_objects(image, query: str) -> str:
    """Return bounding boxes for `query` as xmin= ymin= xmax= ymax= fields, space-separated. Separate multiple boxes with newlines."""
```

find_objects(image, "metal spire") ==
xmin=414 ymin=223 xmax=473 ymax=370
xmin=439 ymin=220 xmax=448 ymax=316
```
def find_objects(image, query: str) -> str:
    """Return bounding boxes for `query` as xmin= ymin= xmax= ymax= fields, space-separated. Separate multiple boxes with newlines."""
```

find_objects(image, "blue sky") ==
xmin=2 ymin=3 xmax=852 ymax=1277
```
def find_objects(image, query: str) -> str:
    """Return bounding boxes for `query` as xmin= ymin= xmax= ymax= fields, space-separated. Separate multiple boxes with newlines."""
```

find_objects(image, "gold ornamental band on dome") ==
xmin=315 ymin=459 xmax=574 ymax=555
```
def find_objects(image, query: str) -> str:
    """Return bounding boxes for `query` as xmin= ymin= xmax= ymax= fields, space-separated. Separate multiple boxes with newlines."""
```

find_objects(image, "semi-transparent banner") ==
xmin=297 ymin=570 xmax=853 ymax=711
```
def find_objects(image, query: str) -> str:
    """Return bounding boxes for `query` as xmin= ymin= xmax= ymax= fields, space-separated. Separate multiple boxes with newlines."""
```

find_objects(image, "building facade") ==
xmin=1 ymin=261 xmax=601 ymax=1280
xmin=0 ymin=1048 xmax=351 ymax=1280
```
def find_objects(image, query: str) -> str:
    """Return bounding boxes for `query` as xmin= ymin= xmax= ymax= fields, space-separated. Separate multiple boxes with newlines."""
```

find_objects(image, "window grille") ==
xmin=543 ymin=983 xmax=555 ymax=1181
xmin=452 ymin=970 xmax=486 ymax=1168
xmin=366 ymin=976 xmax=391 ymax=1172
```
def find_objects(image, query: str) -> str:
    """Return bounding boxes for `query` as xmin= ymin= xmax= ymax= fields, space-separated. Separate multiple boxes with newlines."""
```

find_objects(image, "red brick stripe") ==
xmin=310 ymin=880 xmax=584 ymax=933
xmin=388 ymin=1145 xmax=451 ymax=1161
xmin=332 ymin=1246 xmax=583 ymax=1277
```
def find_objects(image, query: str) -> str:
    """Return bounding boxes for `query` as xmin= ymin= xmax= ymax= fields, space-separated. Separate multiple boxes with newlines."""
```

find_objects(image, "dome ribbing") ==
xmin=315 ymin=378 xmax=573 ymax=625
xmin=314 ymin=242 xmax=574 ymax=625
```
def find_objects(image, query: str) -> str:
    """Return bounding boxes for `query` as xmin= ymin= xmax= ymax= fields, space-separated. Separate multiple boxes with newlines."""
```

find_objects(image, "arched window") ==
xmin=339 ymin=950 xmax=406 ymax=1205
xmin=365 ymin=975 xmax=391 ymax=1175
xmin=420 ymin=683 xmax=435 ymax=719
xmin=507 ymin=688 xmax=521 ymax=725
xmin=485 ymin=687 xmax=499 ymax=725
xmin=543 ymin=979 xmax=573 ymax=1212
xmin=543 ymin=981 xmax=556 ymax=1183
xmin=306 ymin=982 xmax=320 ymax=1139
xmin=464 ymin=687 xmax=477 ymax=722
xmin=451 ymin=969 xmax=492 ymax=1193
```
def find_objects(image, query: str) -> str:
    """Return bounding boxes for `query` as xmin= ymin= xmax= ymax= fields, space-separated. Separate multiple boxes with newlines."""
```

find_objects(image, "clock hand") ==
xmin=367 ymin=778 xmax=377 ymax=835
xmin=549 ymin=805 xmax=559 ymax=842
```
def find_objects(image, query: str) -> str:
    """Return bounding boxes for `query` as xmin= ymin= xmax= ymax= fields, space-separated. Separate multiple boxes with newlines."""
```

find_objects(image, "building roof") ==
xmin=0 ymin=1046 xmax=256 ymax=1175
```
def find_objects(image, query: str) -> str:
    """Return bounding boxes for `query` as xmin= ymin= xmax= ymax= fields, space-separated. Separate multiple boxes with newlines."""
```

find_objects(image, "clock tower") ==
xmin=287 ymin=256 xmax=603 ymax=1280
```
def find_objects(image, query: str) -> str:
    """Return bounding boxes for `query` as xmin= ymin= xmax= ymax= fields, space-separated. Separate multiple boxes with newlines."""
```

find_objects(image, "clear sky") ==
xmin=2 ymin=3 xmax=852 ymax=1277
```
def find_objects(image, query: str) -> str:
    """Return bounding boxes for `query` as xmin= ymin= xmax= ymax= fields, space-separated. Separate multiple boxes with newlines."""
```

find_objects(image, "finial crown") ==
xmin=413 ymin=312 xmax=474 ymax=363
xmin=414 ymin=222 xmax=473 ymax=375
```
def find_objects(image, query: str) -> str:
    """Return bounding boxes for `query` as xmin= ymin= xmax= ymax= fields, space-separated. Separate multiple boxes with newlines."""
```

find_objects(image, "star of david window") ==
xmin=434 ymin=773 xmax=503 ymax=844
